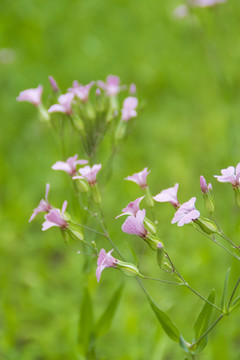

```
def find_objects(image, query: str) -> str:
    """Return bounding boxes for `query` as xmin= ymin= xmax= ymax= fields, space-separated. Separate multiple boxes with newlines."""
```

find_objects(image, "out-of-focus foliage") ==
xmin=1 ymin=0 xmax=240 ymax=359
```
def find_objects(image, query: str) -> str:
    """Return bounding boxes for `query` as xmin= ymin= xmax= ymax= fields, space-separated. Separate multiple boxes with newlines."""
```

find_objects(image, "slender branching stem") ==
xmin=228 ymin=277 xmax=240 ymax=308
xmin=190 ymin=314 xmax=225 ymax=348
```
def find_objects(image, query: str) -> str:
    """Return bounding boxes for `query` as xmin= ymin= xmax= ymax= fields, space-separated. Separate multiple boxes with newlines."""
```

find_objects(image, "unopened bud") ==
xmin=76 ymin=179 xmax=89 ymax=193
xmin=146 ymin=234 xmax=163 ymax=251
xmin=203 ymin=193 xmax=215 ymax=213
xmin=48 ymin=76 xmax=59 ymax=93
xmin=117 ymin=261 xmax=140 ymax=277
xmin=68 ymin=223 xmax=84 ymax=241
xmin=157 ymin=242 xmax=165 ymax=268
xmin=144 ymin=217 xmax=157 ymax=234
xmin=195 ymin=217 xmax=218 ymax=235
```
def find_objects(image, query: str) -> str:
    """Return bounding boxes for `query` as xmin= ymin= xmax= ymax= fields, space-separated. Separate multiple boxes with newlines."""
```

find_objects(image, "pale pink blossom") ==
xmin=96 ymin=249 xmax=118 ymax=282
xmin=153 ymin=183 xmax=180 ymax=208
xmin=48 ymin=76 xmax=59 ymax=92
xmin=121 ymin=97 xmax=138 ymax=121
xmin=52 ymin=155 xmax=88 ymax=177
xmin=129 ymin=83 xmax=136 ymax=94
xmin=16 ymin=85 xmax=43 ymax=106
xmin=42 ymin=201 xmax=69 ymax=231
xmin=122 ymin=209 xmax=148 ymax=238
xmin=68 ymin=81 xmax=94 ymax=102
xmin=48 ymin=92 xmax=74 ymax=115
xmin=116 ymin=196 xmax=144 ymax=218
xmin=173 ymin=5 xmax=189 ymax=18
xmin=97 ymin=75 xmax=125 ymax=96
xmin=171 ymin=197 xmax=200 ymax=227
xmin=29 ymin=183 xmax=52 ymax=222
xmin=192 ymin=0 xmax=227 ymax=7
xmin=74 ymin=164 xmax=102 ymax=185
xmin=125 ymin=168 xmax=150 ymax=189
xmin=200 ymin=175 xmax=212 ymax=193
xmin=214 ymin=163 xmax=240 ymax=188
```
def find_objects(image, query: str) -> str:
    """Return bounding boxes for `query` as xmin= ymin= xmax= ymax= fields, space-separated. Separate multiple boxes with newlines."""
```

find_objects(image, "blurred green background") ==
xmin=1 ymin=0 xmax=240 ymax=359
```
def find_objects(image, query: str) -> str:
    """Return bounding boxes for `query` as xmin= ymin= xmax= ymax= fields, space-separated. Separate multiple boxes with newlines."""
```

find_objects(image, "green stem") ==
xmin=190 ymin=314 xmax=225 ymax=348
xmin=228 ymin=277 xmax=240 ymax=308
xmin=140 ymin=275 xmax=181 ymax=285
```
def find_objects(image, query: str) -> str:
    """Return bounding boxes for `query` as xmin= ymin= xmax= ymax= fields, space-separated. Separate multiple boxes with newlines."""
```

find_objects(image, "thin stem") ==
xmin=228 ymin=277 xmax=240 ymax=308
xmin=70 ymin=222 xmax=106 ymax=237
xmin=140 ymin=275 xmax=181 ymax=285
xmin=190 ymin=314 xmax=225 ymax=348
xmin=217 ymin=231 xmax=239 ymax=251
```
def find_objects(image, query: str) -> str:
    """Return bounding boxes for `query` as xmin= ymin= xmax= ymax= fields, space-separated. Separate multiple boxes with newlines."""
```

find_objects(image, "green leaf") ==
xmin=192 ymin=289 xmax=215 ymax=353
xmin=78 ymin=286 xmax=94 ymax=355
xmin=221 ymin=268 xmax=231 ymax=312
xmin=95 ymin=285 xmax=123 ymax=337
xmin=147 ymin=296 xmax=180 ymax=342
xmin=230 ymin=295 xmax=240 ymax=311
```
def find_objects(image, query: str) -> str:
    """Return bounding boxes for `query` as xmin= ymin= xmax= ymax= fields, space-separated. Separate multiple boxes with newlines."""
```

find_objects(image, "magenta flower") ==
xmin=97 ymin=75 xmax=125 ymax=96
xmin=171 ymin=197 xmax=200 ymax=227
xmin=192 ymin=0 xmax=227 ymax=7
xmin=48 ymin=76 xmax=59 ymax=93
xmin=16 ymin=85 xmax=43 ymax=106
xmin=153 ymin=183 xmax=180 ymax=208
xmin=214 ymin=163 xmax=240 ymax=188
xmin=68 ymin=81 xmax=94 ymax=102
xmin=52 ymin=155 xmax=88 ymax=177
xmin=121 ymin=97 xmax=138 ymax=121
xmin=48 ymin=92 xmax=74 ymax=115
xmin=125 ymin=168 xmax=150 ymax=189
xmin=74 ymin=164 xmax=102 ymax=185
xmin=96 ymin=249 xmax=118 ymax=282
xmin=116 ymin=196 xmax=144 ymax=218
xmin=42 ymin=201 xmax=69 ymax=231
xmin=200 ymin=175 xmax=212 ymax=193
xmin=122 ymin=209 xmax=148 ymax=238
xmin=29 ymin=183 xmax=52 ymax=222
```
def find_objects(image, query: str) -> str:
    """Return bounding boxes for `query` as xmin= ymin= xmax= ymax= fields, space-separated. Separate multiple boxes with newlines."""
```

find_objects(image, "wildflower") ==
xmin=96 ymin=249 xmax=118 ymax=282
xmin=68 ymin=81 xmax=94 ymax=102
xmin=214 ymin=163 xmax=240 ymax=188
xmin=116 ymin=196 xmax=144 ymax=218
xmin=121 ymin=97 xmax=138 ymax=121
xmin=48 ymin=92 xmax=74 ymax=115
xmin=129 ymin=83 xmax=136 ymax=94
xmin=153 ymin=183 xmax=180 ymax=208
xmin=97 ymin=75 xmax=125 ymax=96
xmin=52 ymin=155 xmax=88 ymax=177
xmin=48 ymin=76 xmax=59 ymax=92
xmin=192 ymin=0 xmax=227 ymax=7
xmin=42 ymin=201 xmax=69 ymax=231
xmin=125 ymin=167 xmax=150 ymax=189
xmin=74 ymin=164 xmax=102 ymax=185
xmin=172 ymin=5 xmax=189 ymax=19
xmin=200 ymin=175 xmax=212 ymax=193
xmin=16 ymin=85 xmax=43 ymax=106
xmin=29 ymin=183 xmax=52 ymax=222
xmin=171 ymin=197 xmax=200 ymax=226
xmin=122 ymin=209 xmax=148 ymax=238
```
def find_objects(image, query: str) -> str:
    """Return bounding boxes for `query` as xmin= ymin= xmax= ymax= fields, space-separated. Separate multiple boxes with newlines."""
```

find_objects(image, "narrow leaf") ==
xmin=221 ymin=268 xmax=231 ymax=312
xmin=147 ymin=296 xmax=180 ymax=342
xmin=95 ymin=285 xmax=123 ymax=337
xmin=230 ymin=295 xmax=240 ymax=311
xmin=78 ymin=286 xmax=94 ymax=354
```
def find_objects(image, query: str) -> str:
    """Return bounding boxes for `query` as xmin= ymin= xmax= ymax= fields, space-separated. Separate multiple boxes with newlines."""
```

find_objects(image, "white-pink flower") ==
xmin=121 ymin=97 xmax=138 ymax=121
xmin=192 ymin=0 xmax=227 ymax=7
xmin=171 ymin=197 xmax=200 ymax=227
xmin=74 ymin=164 xmax=102 ymax=185
xmin=96 ymin=249 xmax=118 ymax=282
xmin=214 ymin=163 xmax=240 ymax=188
xmin=42 ymin=201 xmax=69 ymax=231
xmin=97 ymin=75 xmax=125 ymax=96
xmin=125 ymin=168 xmax=150 ymax=189
xmin=16 ymin=85 xmax=43 ymax=106
xmin=52 ymin=155 xmax=88 ymax=177
xmin=68 ymin=81 xmax=94 ymax=102
xmin=153 ymin=183 xmax=180 ymax=208
xmin=29 ymin=183 xmax=52 ymax=222
xmin=48 ymin=93 xmax=74 ymax=115
xmin=200 ymin=175 xmax=212 ymax=193
xmin=172 ymin=5 xmax=189 ymax=19
xmin=122 ymin=209 xmax=148 ymax=238
xmin=116 ymin=196 xmax=144 ymax=218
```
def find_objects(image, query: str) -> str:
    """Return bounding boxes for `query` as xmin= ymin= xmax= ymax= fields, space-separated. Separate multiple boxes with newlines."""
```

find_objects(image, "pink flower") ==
xmin=42 ymin=201 xmax=69 ymax=231
xmin=153 ymin=183 xmax=180 ymax=208
xmin=97 ymin=75 xmax=125 ymax=96
xmin=68 ymin=81 xmax=94 ymax=102
xmin=125 ymin=167 xmax=150 ymax=189
xmin=48 ymin=76 xmax=59 ymax=92
xmin=48 ymin=93 xmax=74 ymax=115
xmin=52 ymin=155 xmax=88 ymax=177
xmin=122 ymin=209 xmax=148 ymax=238
xmin=29 ymin=183 xmax=52 ymax=222
xmin=96 ymin=249 xmax=118 ymax=282
xmin=116 ymin=196 xmax=144 ymax=218
xmin=173 ymin=5 xmax=189 ymax=18
xmin=214 ymin=163 xmax=240 ymax=188
xmin=129 ymin=83 xmax=136 ymax=94
xmin=200 ymin=175 xmax=212 ymax=193
xmin=16 ymin=85 xmax=43 ymax=106
xmin=171 ymin=197 xmax=200 ymax=227
xmin=74 ymin=164 xmax=102 ymax=185
xmin=121 ymin=97 xmax=138 ymax=121
xmin=192 ymin=0 xmax=227 ymax=7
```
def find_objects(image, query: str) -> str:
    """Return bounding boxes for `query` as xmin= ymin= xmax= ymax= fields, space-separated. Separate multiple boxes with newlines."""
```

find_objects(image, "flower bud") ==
xmin=117 ymin=261 xmax=140 ymax=277
xmin=157 ymin=242 xmax=165 ymax=268
xmin=146 ymin=234 xmax=163 ymax=251
xmin=38 ymin=104 xmax=50 ymax=121
xmin=76 ymin=179 xmax=89 ymax=193
xmin=68 ymin=223 xmax=84 ymax=241
xmin=49 ymin=76 xmax=59 ymax=93
xmin=203 ymin=193 xmax=215 ymax=213
xmin=145 ymin=186 xmax=154 ymax=208
xmin=144 ymin=217 xmax=157 ymax=235
xmin=194 ymin=217 xmax=218 ymax=235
